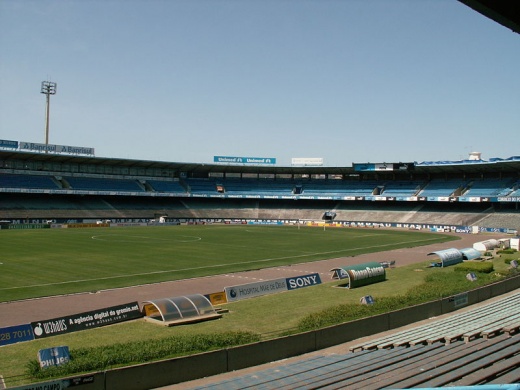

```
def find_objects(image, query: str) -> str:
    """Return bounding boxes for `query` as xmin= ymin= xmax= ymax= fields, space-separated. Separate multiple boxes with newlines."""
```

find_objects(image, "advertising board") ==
xmin=225 ymin=278 xmax=287 ymax=302
xmin=331 ymin=262 xmax=386 ymax=289
xmin=213 ymin=156 xmax=276 ymax=165
xmin=19 ymin=141 xmax=95 ymax=156
xmin=0 ymin=324 xmax=34 ymax=346
xmin=31 ymin=302 xmax=142 ymax=339
xmin=291 ymin=157 xmax=324 ymax=166
xmin=38 ymin=346 xmax=70 ymax=369
xmin=225 ymin=273 xmax=322 ymax=302
xmin=0 ymin=139 xmax=18 ymax=149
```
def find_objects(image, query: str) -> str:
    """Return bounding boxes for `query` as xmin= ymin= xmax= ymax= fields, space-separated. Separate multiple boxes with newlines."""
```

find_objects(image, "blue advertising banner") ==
xmin=213 ymin=156 xmax=276 ymax=165
xmin=38 ymin=346 xmax=71 ymax=369
xmin=353 ymin=163 xmax=376 ymax=171
xmin=353 ymin=163 xmax=413 ymax=171
xmin=0 ymin=324 xmax=34 ymax=346
xmin=0 ymin=139 xmax=18 ymax=149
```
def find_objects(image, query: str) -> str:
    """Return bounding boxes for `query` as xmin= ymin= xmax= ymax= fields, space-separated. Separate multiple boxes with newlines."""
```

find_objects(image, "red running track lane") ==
xmin=0 ymin=233 xmax=483 ymax=327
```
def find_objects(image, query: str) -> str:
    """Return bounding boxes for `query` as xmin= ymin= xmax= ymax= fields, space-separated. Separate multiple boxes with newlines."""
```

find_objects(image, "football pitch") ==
xmin=0 ymin=224 xmax=458 ymax=302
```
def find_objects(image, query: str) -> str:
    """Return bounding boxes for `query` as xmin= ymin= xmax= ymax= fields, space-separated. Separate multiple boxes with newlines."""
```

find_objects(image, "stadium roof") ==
xmin=458 ymin=0 xmax=520 ymax=34
xmin=2 ymin=150 xmax=520 ymax=176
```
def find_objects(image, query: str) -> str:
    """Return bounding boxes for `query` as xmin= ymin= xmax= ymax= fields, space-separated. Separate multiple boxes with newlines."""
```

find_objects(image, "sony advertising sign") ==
xmin=225 ymin=273 xmax=322 ymax=301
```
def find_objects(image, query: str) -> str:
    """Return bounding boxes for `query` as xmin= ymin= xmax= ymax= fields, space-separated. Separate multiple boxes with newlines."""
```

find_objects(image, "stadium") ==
xmin=1 ymin=1 xmax=520 ymax=390
xmin=1 ymin=144 xmax=520 ymax=390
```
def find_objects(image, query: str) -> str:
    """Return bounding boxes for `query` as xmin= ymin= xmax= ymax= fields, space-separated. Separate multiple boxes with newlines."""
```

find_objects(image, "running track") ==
xmin=0 ymin=233 xmax=485 ymax=327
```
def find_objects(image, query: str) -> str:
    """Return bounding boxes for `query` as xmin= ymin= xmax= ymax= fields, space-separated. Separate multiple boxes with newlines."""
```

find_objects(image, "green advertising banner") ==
xmin=331 ymin=262 xmax=386 ymax=289
xmin=6 ymin=223 xmax=50 ymax=230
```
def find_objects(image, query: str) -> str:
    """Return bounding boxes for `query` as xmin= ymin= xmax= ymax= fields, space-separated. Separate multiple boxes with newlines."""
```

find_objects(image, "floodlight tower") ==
xmin=41 ymin=81 xmax=57 ymax=148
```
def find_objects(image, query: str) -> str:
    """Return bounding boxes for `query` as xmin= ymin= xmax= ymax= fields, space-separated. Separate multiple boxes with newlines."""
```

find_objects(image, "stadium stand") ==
xmin=301 ymin=179 xmax=380 ymax=197
xmin=146 ymin=179 xmax=187 ymax=193
xmin=3 ymin=170 xmax=518 ymax=203
xmin=0 ymin=172 xmax=60 ymax=190
xmin=185 ymin=335 xmax=520 ymax=389
xmin=63 ymin=176 xmax=145 ymax=192
xmin=418 ymin=179 xmax=467 ymax=197
xmin=1 ymin=151 xmax=519 ymax=232
xmin=221 ymin=178 xmax=296 ymax=196
xmin=1 ymin=195 xmax=520 ymax=230
xmin=348 ymin=291 xmax=520 ymax=351
xmin=184 ymin=178 xmax=221 ymax=194
xmin=463 ymin=178 xmax=518 ymax=197
xmin=510 ymin=184 xmax=520 ymax=197
xmin=168 ymin=289 xmax=520 ymax=390
xmin=379 ymin=180 xmax=423 ymax=197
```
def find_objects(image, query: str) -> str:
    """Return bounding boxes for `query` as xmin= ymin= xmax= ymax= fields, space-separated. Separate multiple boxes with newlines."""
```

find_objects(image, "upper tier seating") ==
xmin=380 ymin=181 xmax=424 ymax=197
xmin=223 ymin=179 xmax=296 ymax=195
xmin=185 ymin=178 xmax=220 ymax=193
xmin=0 ymin=173 xmax=60 ymax=190
xmin=463 ymin=178 xmax=518 ymax=197
xmin=64 ymin=176 xmax=144 ymax=192
xmin=508 ymin=184 xmax=520 ymax=196
xmin=302 ymin=180 xmax=379 ymax=196
xmin=418 ymin=179 xmax=467 ymax=197
xmin=147 ymin=179 xmax=187 ymax=193
xmin=2 ymin=172 xmax=518 ymax=201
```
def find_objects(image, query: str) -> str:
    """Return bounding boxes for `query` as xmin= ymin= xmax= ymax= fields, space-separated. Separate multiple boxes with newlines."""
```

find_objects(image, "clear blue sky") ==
xmin=1 ymin=0 xmax=518 ymax=166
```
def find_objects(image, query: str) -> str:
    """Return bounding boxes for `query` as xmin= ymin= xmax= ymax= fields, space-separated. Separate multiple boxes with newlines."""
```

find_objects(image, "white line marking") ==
xmin=0 ymin=236 xmax=442 ymax=291
xmin=91 ymin=234 xmax=202 ymax=243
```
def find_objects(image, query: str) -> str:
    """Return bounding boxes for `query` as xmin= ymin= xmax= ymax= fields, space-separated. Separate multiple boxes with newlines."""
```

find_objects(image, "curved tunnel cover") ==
xmin=143 ymin=294 xmax=216 ymax=322
xmin=427 ymin=248 xmax=463 ymax=267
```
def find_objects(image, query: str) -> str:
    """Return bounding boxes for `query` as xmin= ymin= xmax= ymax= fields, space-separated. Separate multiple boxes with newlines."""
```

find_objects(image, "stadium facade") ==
xmin=0 ymin=149 xmax=519 ymax=231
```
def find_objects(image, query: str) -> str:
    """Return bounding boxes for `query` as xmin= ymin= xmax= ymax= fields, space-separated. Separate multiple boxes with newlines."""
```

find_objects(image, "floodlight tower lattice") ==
xmin=41 ymin=81 xmax=57 ymax=148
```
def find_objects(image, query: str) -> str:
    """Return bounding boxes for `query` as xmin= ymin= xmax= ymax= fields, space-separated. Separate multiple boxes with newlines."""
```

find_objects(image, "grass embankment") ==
xmin=2 ymin=254 xmax=517 ymax=387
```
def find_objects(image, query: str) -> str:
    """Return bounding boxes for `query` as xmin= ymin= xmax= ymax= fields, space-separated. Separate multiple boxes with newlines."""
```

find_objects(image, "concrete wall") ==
xmin=227 ymin=332 xmax=316 ymax=371
xmin=388 ymin=300 xmax=442 ymax=329
xmin=104 ymin=350 xmax=228 ymax=390
xmin=315 ymin=312 xmax=389 ymax=350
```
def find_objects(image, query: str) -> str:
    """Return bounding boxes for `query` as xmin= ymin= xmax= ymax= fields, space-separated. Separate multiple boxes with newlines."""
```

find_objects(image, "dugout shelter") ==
xmin=142 ymin=294 xmax=221 ymax=326
xmin=428 ymin=248 xmax=464 ymax=267
xmin=330 ymin=262 xmax=386 ymax=289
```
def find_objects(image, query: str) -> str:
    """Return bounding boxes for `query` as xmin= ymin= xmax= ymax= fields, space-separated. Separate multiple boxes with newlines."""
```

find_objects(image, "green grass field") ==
xmin=0 ymin=224 xmax=458 ymax=302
